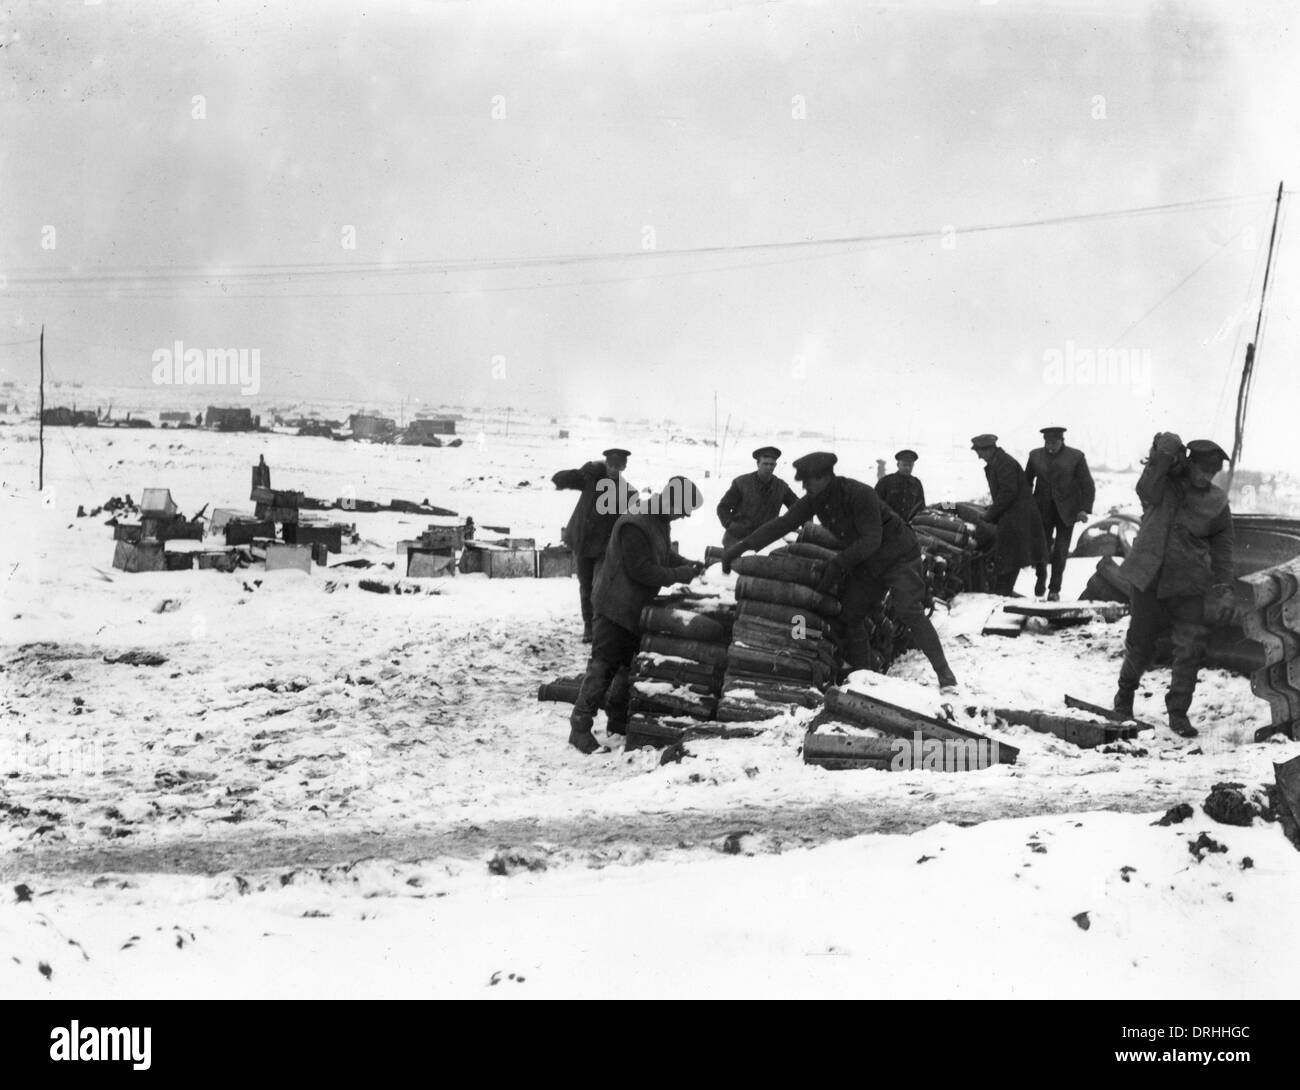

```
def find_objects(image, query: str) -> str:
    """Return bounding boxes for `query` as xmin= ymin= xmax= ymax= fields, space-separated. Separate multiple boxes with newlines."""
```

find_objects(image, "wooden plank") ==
xmin=982 ymin=608 xmax=1025 ymax=637
xmin=1004 ymin=601 xmax=1129 ymax=623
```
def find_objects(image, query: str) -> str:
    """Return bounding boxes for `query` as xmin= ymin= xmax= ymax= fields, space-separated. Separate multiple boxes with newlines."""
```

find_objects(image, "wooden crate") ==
xmin=407 ymin=550 xmax=457 ymax=578
xmin=265 ymin=543 xmax=313 ymax=573
xmin=485 ymin=548 xmax=537 ymax=579
xmin=283 ymin=522 xmax=343 ymax=552
xmin=143 ymin=517 xmax=204 ymax=542
xmin=538 ymin=545 xmax=576 ymax=578
xmin=254 ymin=503 xmax=300 ymax=524
xmin=225 ymin=520 xmax=275 ymax=546
xmin=112 ymin=540 xmax=165 ymax=573
xmin=139 ymin=489 xmax=176 ymax=518
xmin=417 ymin=525 xmax=465 ymax=550
xmin=197 ymin=550 xmax=239 ymax=572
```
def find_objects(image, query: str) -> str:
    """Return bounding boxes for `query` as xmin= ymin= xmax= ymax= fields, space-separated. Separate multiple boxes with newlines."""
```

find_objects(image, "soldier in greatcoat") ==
xmin=1024 ymin=426 xmax=1095 ymax=600
xmin=552 ymin=447 xmax=638 ymax=641
xmin=971 ymin=434 xmax=1047 ymax=596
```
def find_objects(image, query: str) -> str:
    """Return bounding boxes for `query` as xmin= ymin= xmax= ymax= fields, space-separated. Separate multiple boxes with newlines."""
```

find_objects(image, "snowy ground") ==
xmin=1 ymin=412 xmax=1297 ymax=998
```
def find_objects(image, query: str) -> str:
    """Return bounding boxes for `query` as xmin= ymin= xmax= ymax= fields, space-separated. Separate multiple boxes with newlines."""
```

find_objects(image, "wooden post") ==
xmin=1228 ymin=179 xmax=1284 ymax=485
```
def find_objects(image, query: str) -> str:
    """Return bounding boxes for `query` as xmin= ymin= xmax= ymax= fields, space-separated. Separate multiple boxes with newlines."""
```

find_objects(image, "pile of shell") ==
xmin=626 ymin=605 xmax=732 ymax=721
xmin=717 ymin=545 xmax=842 ymax=721
xmin=910 ymin=505 xmax=992 ymax=600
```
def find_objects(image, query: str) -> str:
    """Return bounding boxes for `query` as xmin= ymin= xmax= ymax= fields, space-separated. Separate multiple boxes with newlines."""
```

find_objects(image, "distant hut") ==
xmin=41 ymin=407 xmax=98 ymax=427
xmin=348 ymin=412 xmax=397 ymax=443
xmin=402 ymin=418 xmax=456 ymax=445
xmin=206 ymin=406 xmax=258 ymax=431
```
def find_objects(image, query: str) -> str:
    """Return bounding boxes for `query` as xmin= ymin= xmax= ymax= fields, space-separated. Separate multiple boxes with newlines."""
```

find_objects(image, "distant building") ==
xmin=160 ymin=411 xmax=192 ymax=426
xmin=206 ymin=406 xmax=258 ymax=431
xmin=348 ymin=413 xmax=397 ymax=442
xmin=41 ymin=407 xmax=98 ymax=427
xmin=403 ymin=418 xmax=456 ymax=445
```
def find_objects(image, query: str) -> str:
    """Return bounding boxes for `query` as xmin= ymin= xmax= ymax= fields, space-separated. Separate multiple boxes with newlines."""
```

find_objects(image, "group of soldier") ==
xmin=551 ymin=425 xmax=1235 ymax=752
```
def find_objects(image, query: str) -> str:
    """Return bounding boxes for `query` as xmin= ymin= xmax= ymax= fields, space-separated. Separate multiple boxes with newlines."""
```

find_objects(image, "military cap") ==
xmin=970 ymin=434 xmax=998 ymax=449
xmin=602 ymin=447 xmax=631 ymax=460
xmin=657 ymin=475 xmax=704 ymax=515
xmin=1040 ymin=426 xmax=1066 ymax=436
xmin=1186 ymin=439 xmax=1229 ymax=463
xmin=792 ymin=451 xmax=838 ymax=481
xmin=894 ymin=449 xmax=918 ymax=462
xmin=752 ymin=446 xmax=782 ymax=461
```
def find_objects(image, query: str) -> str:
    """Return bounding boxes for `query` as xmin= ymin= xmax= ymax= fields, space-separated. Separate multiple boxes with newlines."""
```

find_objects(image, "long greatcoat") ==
xmin=1025 ymin=445 xmax=1096 ymax=524
xmin=552 ymin=461 xmax=638 ymax=559
xmin=983 ymin=448 xmax=1047 ymax=572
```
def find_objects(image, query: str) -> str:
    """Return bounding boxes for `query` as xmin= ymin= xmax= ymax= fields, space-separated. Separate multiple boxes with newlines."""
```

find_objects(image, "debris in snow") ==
xmin=104 ymin=650 xmax=167 ymax=667
xmin=1187 ymin=832 xmax=1229 ymax=862
xmin=13 ymin=883 xmax=33 ymax=903
xmin=916 ymin=854 xmax=935 ymax=864
xmin=721 ymin=830 xmax=752 ymax=854
xmin=1152 ymin=803 xmax=1194 ymax=826
xmin=487 ymin=850 xmax=549 ymax=876
xmin=1240 ymin=857 xmax=1254 ymax=870
xmin=1120 ymin=866 xmax=1136 ymax=882
xmin=1072 ymin=912 xmax=1091 ymax=930
xmin=1202 ymin=782 xmax=1267 ymax=827
xmin=38 ymin=961 xmax=52 ymax=979
xmin=659 ymin=742 xmax=688 ymax=765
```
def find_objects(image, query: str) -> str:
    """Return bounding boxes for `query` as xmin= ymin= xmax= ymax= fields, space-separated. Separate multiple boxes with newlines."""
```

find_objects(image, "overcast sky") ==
xmin=3 ymin=0 xmax=1299 ymax=467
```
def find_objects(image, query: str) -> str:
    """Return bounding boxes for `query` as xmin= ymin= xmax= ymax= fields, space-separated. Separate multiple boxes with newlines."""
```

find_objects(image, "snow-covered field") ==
xmin=2 ymin=410 xmax=1297 ymax=998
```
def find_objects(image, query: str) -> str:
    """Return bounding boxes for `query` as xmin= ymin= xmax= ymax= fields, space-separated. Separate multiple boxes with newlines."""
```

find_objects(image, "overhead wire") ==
xmin=2 ymin=191 xmax=1273 ymax=300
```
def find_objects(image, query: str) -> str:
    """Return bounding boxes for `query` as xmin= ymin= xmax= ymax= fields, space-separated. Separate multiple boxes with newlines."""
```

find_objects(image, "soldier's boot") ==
xmin=903 ymin=613 xmax=957 ymax=691
xmin=1033 ymin=566 xmax=1047 ymax=598
xmin=1166 ymin=668 xmax=1200 ymax=739
xmin=1049 ymin=555 xmax=1068 ymax=598
xmin=605 ymin=667 xmax=632 ymax=736
xmin=569 ymin=660 xmax=614 ymax=754
xmin=1113 ymin=637 xmax=1149 ymax=720
xmin=567 ymin=713 xmax=602 ymax=754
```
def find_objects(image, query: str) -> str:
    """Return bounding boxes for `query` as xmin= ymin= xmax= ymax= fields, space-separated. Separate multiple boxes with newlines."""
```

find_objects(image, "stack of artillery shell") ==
xmin=1237 ymin=557 xmax=1300 ymax=741
xmin=911 ymin=508 xmax=987 ymax=602
xmin=627 ymin=604 xmax=730 ymax=721
xmin=718 ymin=553 xmax=841 ymax=721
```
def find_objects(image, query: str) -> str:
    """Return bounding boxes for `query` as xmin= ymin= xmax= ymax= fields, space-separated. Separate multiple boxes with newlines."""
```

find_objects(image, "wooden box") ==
xmin=283 ymin=522 xmax=344 ymax=552
xmin=265 ymin=543 xmax=313 ymax=573
xmin=197 ymin=550 xmax=239 ymax=572
xmin=225 ymin=520 xmax=275 ymax=546
xmin=408 ymin=550 xmax=457 ymax=578
xmin=538 ymin=545 xmax=576 ymax=578
xmin=140 ymin=489 xmax=177 ymax=518
xmin=485 ymin=549 xmax=537 ymax=579
xmin=112 ymin=540 xmax=165 ymax=573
